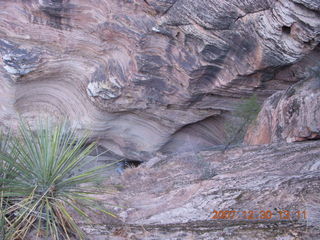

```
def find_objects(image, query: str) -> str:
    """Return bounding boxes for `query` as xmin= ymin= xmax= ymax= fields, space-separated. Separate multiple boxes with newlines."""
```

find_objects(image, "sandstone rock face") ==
xmin=0 ymin=0 xmax=319 ymax=159
xmin=245 ymin=72 xmax=320 ymax=145
xmin=81 ymin=141 xmax=320 ymax=239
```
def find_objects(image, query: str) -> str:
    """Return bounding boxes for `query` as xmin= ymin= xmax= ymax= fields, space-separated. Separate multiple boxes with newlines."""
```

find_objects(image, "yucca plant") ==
xmin=0 ymin=120 xmax=116 ymax=240
xmin=0 ymin=131 xmax=18 ymax=240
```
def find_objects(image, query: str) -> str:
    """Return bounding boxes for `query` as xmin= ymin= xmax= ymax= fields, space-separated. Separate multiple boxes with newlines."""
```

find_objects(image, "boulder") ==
xmin=245 ymin=71 xmax=320 ymax=145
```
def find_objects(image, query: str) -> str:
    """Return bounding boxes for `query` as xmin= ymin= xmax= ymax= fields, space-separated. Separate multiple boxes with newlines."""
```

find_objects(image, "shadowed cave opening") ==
xmin=58 ymin=140 xmax=139 ymax=177
xmin=116 ymin=160 xmax=143 ymax=174
xmin=282 ymin=26 xmax=291 ymax=35
xmin=83 ymin=145 xmax=143 ymax=175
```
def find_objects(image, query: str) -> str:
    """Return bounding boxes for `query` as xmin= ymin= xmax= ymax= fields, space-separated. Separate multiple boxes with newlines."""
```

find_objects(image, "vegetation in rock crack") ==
xmin=224 ymin=95 xmax=261 ymax=149
xmin=0 ymin=120 xmax=116 ymax=240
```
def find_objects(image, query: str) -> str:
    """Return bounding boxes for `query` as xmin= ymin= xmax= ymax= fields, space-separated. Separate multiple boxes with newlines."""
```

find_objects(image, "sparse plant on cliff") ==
xmin=0 ymin=120 xmax=115 ymax=240
xmin=224 ymin=95 xmax=261 ymax=150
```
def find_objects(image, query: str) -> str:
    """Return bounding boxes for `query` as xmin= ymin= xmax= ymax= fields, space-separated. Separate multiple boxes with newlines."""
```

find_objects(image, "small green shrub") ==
xmin=0 ymin=120 xmax=115 ymax=240
xmin=224 ymin=95 xmax=261 ymax=149
xmin=234 ymin=95 xmax=261 ymax=123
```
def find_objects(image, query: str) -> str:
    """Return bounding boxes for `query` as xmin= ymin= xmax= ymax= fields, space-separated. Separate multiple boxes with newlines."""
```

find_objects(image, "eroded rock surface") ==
xmin=245 ymin=71 xmax=320 ymax=145
xmin=79 ymin=141 xmax=320 ymax=239
xmin=2 ymin=2 xmax=319 ymax=239
xmin=0 ymin=0 xmax=319 ymax=159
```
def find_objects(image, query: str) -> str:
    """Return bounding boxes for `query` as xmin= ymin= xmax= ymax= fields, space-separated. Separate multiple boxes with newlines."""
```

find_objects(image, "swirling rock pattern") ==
xmin=0 ymin=0 xmax=319 ymax=159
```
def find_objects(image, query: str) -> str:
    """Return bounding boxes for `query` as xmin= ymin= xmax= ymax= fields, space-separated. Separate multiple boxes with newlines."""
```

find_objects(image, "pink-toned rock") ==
xmin=0 ymin=0 xmax=319 ymax=160
xmin=79 ymin=141 xmax=320 ymax=239
xmin=245 ymin=73 xmax=320 ymax=145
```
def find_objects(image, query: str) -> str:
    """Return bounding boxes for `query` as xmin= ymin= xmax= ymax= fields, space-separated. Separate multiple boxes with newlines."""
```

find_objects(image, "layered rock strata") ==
xmin=0 ymin=0 xmax=319 ymax=159
xmin=80 ymin=141 xmax=320 ymax=239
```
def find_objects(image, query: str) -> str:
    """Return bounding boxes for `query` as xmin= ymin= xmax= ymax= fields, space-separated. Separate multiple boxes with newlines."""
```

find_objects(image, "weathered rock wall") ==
xmin=81 ymin=141 xmax=320 ymax=239
xmin=245 ymin=70 xmax=320 ymax=145
xmin=0 ymin=0 xmax=319 ymax=159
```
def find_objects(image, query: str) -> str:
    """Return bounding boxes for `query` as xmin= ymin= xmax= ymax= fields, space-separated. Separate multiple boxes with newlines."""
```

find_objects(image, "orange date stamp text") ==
xmin=210 ymin=209 xmax=307 ymax=220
